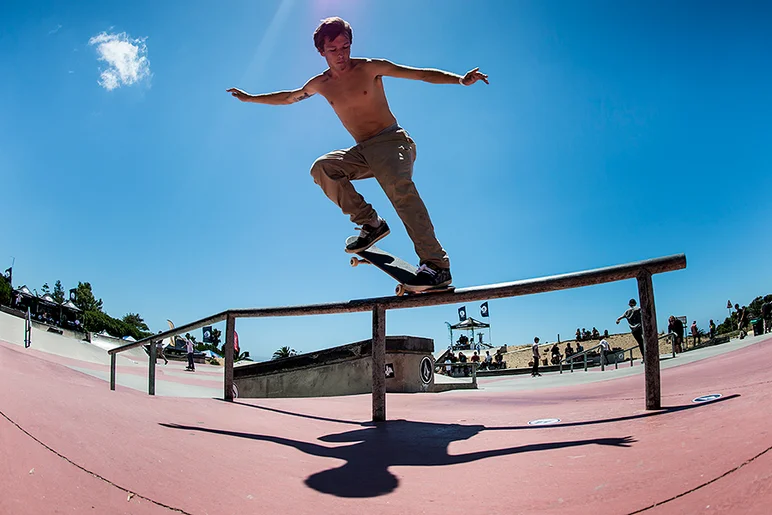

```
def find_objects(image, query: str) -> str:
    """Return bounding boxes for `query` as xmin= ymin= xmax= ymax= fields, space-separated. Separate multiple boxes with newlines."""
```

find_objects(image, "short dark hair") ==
xmin=313 ymin=17 xmax=352 ymax=52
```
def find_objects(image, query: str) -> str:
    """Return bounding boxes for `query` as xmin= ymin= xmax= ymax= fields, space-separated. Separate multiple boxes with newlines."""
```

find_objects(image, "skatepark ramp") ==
xmin=107 ymin=253 xmax=686 ymax=421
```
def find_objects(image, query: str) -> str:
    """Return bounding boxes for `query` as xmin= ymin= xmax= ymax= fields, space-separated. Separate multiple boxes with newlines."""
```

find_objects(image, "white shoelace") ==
xmin=415 ymin=264 xmax=437 ymax=276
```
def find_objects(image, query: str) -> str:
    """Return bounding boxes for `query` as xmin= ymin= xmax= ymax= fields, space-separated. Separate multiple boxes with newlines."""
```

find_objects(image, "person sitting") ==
xmin=494 ymin=351 xmax=505 ymax=369
xmin=564 ymin=343 xmax=575 ymax=361
xmin=576 ymin=342 xmax=584 ymax=354
xmin=550 ymin=343 xmax=561 ymax=365
xmin=482 ymin=350 xmax=493 ymax=370
xmin=458 ymin=351 xmax=469 ymax=376
xmin=592 ymin=327 xmax=600 ymax=339
xmin=575 ymin=328 xmax=582 ymax=341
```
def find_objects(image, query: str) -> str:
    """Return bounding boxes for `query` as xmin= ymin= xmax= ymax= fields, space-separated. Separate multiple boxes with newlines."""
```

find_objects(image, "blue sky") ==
xmin=2 ymin=0 xmax=770 ymax=361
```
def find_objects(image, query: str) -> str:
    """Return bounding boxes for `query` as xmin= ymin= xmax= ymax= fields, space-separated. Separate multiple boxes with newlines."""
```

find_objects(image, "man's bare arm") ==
xmin=227 ymin=77 xmax=318 ymax=105
xmin=371 ymin=59 xmax=489 ymax=86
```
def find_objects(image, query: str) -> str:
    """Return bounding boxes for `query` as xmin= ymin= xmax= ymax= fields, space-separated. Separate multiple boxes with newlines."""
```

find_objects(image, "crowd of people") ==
xmin=441 ymin=349 xmax=506 ymax=376
xmin=575 ymin=327 xmax=608 ymax=341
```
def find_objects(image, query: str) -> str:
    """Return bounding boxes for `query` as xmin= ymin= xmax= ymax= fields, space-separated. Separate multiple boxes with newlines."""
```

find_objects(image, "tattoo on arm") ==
xmin=292 ymin=92 xmax=312 ymax=103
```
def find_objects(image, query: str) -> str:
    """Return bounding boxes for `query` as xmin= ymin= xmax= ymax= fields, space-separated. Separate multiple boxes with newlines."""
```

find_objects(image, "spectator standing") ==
xmin=616 ymin=299 xmax=645 ymax=361
xmin=531 ymin=337 xmax=542 ymax=377
xmin=599 ymin=338 xmax=611 ymax=366
xmin=184 ymin=336 xmax=195 ymax=371
xmin=690 ymin=321 xmax=700 ymax=346
xmin=735 ymin=304 xmax=749 ymax=339
xmin=761 ymin=301 xmax=771 ymax=334
xmin=668 ymin=316 xmax=684 ymax=353
xmin=709 ymin=319 xmax=717 ymax=339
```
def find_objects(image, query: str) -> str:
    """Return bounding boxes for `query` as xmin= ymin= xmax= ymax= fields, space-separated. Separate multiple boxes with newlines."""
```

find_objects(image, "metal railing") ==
xmin=436 ymin=361 xmax=480 ymax=387
xmin=560 ymin=332 xmax=676 ymax=373
xmin=107 ymin=253 xmax=686 ymax=420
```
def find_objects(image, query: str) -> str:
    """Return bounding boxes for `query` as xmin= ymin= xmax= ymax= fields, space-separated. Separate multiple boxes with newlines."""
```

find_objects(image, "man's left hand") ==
xmin=461 ymin=67 xmax=489 ymax=86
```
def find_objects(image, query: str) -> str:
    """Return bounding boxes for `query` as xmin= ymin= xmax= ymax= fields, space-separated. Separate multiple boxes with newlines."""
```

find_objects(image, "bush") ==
xmin=0 ymin=279 xmax=11 ymax=306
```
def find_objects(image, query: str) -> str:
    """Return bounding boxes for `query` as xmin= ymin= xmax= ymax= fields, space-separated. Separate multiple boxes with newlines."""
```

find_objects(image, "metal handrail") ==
xmin=437 ymin=361 xmax=480 ymax=387
xmin=560 ymin=332 xmax=676 ymax=374
xmin=106 ymin=253 xmax=686 ymax=420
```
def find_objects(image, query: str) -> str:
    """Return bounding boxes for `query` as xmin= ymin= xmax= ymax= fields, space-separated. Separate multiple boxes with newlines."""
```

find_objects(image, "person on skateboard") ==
xmin=227 ymin=17 xmax=488 ymax=292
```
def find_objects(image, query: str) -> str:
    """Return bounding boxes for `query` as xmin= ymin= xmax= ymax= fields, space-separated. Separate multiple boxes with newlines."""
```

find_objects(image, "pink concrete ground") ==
xmin=1 ymin=337 xmax=770 ymax=514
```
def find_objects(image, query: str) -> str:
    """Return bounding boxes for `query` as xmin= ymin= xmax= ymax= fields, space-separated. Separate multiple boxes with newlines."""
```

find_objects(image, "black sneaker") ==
xmin=405 ymin=263 xmax=452 ymax=292
xmin=345 ymin=219 xmax=390 ymax=253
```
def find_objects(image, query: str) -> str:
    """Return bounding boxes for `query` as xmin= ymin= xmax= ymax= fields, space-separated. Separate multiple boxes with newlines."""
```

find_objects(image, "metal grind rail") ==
xmin=108 ymin=253 xmax=686 ymax=421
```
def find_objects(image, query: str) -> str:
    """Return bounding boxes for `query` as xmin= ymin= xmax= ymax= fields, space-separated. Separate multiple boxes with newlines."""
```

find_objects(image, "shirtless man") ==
xmin=227 ymin=17 xmax=488 ymax=291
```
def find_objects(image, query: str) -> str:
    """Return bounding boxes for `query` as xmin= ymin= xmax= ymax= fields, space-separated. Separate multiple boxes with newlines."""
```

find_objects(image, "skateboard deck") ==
xmin=346 ymin=236 xmax=454 ymax=296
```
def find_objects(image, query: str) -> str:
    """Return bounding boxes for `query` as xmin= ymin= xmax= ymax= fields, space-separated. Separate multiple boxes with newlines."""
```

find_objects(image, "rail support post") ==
xmin=372 ymin=305 xmax=386 ymax=422
xmin=225 ymin=314 xmax=236 ymax=402
xmin=110 ymin=353 xmax=116 ymax=391
xmin=149 ymin=340 xmax=156 ymax=396
xmin=637 ymin=269 xmax=661 ymax=410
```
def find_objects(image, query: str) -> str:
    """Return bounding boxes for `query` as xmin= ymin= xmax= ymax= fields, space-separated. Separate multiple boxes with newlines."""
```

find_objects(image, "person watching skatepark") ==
xmin=228 ymin=17 xmax=488 ymax=292
xmin=616 ymin=298 xmax=645 ymax=361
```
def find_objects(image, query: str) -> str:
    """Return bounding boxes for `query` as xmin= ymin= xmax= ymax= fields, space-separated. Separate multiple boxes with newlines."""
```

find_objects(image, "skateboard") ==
xmin=346 ymin=236 xmax=454 ymax=296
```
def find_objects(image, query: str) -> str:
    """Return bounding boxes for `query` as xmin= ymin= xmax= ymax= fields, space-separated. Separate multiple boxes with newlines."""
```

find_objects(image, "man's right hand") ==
xmin=227 ymin=88 xmax=252 ymax=102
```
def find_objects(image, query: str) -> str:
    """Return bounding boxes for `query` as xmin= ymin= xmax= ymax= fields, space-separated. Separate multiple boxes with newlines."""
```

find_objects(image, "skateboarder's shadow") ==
xmin=160 ymin=419 xmax=635 ymax=498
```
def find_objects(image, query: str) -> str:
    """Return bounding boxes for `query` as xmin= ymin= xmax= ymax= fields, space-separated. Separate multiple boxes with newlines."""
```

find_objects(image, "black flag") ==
xmin=3 ymin=267 xmax=11 ymax=285
xmin=480 ymin=302 xmax=489 ymax=318
xmin=202 ymin=326 xmax=213 ymax=343
xmin=69 ymin=289 xmax=77 ymax=302
xmin=458 ymin=306 xmax=467 ymax=321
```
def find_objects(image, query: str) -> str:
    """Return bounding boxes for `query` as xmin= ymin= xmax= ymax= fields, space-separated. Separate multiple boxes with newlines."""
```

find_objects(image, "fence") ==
xmin=107 ymin=253 xmax=686 ymax=421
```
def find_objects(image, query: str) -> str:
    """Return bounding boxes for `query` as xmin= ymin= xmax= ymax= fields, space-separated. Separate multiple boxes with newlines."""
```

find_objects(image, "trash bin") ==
xmin=751 ymin=319 xmax=762 ymax=336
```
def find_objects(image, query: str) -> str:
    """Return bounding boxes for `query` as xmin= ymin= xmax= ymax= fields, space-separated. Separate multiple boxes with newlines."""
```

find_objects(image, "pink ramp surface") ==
xmin=1 ymin=337 xmax=771 ymax=514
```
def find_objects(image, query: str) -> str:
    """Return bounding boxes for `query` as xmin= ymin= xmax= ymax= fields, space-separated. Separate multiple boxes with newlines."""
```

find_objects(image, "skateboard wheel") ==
xmin=396 ymin=284 xmax=406 ymax=296
xmin=350 ymin=257 xmax=359 ymax=267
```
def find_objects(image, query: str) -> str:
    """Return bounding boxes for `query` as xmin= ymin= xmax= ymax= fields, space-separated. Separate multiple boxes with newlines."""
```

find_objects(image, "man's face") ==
xmin=320 ymin=34 xmax=351 ymax=70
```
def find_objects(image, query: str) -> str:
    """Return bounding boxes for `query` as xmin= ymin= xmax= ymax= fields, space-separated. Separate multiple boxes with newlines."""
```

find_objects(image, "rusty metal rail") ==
xmin=107 ymin=253 xmax=686 ymax=420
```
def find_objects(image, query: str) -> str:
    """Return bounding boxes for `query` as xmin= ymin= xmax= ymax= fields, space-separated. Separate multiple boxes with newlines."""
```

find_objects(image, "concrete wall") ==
xmin=234 ymin=336 xmax=435 ymax=398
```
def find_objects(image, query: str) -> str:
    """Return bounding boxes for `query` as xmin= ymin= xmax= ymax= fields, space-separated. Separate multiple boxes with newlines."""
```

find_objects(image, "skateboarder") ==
xmin=227 ymin=17 xmax=488 ymax=291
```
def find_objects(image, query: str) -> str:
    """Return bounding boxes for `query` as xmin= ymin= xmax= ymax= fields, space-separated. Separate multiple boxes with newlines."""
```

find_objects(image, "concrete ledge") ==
xmin=234 ymin=336 xmax=435 ymax=398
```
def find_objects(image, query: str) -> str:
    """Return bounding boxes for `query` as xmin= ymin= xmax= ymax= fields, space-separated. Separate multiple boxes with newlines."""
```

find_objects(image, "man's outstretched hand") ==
xmin=461 ymin=68 xmax=489 ymax=86
xmin=227 ymin=87 xmax=252 ymax=101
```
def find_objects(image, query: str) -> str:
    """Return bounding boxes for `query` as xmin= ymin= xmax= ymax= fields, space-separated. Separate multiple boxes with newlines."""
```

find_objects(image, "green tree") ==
xmin=52 ymin=280 xmax=65 ymax=304
xmin=0 ymin=278 xmax=11 ymax=306
xmin=73 ymin=282 xmax=103 ymax=313
xmin=123 ymin=313 xmax=149 ymax=333
xmin=272 ymin=346 xmax=298 ymax=360
xmin=41 ymin=282 xmax=50 ymax=295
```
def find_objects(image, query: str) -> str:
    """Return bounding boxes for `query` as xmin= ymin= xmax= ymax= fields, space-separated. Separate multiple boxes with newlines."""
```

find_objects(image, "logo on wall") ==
xmin=385 ymin=363 xmax=395 ymax=379
xmin=420 ymin=356 xmax=433 ymax=384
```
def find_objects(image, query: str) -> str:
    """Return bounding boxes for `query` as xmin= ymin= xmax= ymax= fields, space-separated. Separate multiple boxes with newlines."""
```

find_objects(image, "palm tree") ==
xmin=272 ymin=346 xmax=298 ymax=360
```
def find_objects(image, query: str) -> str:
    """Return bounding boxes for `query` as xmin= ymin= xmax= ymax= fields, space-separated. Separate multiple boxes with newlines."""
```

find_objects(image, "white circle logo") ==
xmin=420 ymin=356 xmax=433 ymax=384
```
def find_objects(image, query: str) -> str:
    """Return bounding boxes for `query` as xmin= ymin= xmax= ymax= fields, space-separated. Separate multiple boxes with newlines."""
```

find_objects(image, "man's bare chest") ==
xmin=319 ymin=75 xmax=385 ymax=109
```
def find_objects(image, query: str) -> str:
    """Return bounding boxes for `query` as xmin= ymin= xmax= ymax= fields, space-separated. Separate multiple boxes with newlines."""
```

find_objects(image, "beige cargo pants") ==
xmin=310 ymin=125 xmax=450 ymax=269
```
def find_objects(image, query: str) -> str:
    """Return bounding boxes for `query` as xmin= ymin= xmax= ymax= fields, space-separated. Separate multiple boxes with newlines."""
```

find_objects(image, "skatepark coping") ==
xmin=106 ymin=253 xmax=686 ymax=421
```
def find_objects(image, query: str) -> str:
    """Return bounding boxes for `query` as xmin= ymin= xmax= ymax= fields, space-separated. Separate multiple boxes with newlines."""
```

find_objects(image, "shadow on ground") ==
xmin=162 ymin=394 xmax=737 ymax=498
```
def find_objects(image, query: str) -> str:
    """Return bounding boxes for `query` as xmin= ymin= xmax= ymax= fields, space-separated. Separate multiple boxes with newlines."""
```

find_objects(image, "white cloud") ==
xmin=48 ymin=24 xmax=62 ymax=35
xmin=88 ymin=31 xmax=151 ymax=91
